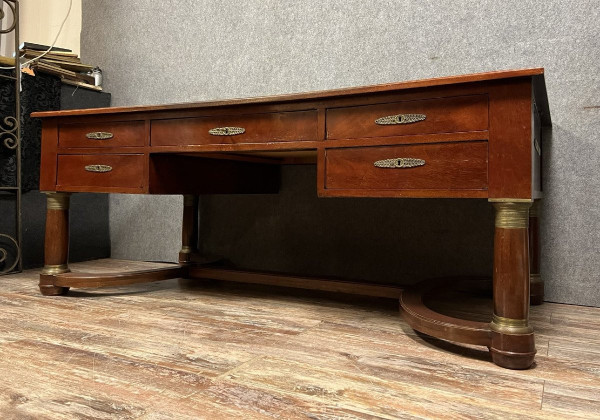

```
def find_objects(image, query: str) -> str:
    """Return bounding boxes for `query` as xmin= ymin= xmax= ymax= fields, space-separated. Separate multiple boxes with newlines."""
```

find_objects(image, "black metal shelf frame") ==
xmin=0 ymin=0 xmax=22 ymax=274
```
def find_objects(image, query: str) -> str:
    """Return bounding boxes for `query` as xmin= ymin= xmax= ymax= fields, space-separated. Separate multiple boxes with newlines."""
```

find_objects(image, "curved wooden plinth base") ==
xmin=400 ymin=277 xmax=492 ymax=346
xmin=38 ymin=265 xmax=186 ymax=294
xmin=39 ymin=274 xmax=70 ymax=296
xmin=400 ymin=277 xmax=535 ymax=370
xmin=39 ymin=265 xmax=534 ymax=369
xmin=37 ymin=264 xmax=403 ymax=298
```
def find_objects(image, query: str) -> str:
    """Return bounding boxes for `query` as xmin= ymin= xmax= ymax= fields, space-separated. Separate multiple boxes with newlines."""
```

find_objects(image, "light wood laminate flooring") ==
xmin=1 ymin=259 xmax=599 ymax=419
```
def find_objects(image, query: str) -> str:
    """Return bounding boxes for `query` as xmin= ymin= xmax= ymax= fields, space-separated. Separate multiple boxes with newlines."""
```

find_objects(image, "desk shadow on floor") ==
xmin=178 ymin=277 xmax=401 ymax=312
xmin=64 ymin=288 xmax=160 ymax=298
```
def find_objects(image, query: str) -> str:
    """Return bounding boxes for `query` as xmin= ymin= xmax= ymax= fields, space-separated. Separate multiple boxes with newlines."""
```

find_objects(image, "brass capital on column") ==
xmin=180 ymin=246 xmax=193 ymax=254
xmin=490 ymin=200 xmax=532 ymax=229
xmin=45 ymin=192 xmax=71 ymax=210
xmin=529 ymin=200 xmax=541 ymax=218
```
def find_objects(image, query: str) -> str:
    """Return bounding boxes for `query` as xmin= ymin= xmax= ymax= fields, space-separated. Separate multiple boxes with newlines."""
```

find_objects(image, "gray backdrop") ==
xmin=81 ymin=0 xmax=600 ymax=306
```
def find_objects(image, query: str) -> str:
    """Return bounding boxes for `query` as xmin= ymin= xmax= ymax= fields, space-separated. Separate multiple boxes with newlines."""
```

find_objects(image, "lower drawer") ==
xmin=56 ymin=154 xmax=145 ymax=189
xmin=325 ymin=141 xmax=488 ymax=191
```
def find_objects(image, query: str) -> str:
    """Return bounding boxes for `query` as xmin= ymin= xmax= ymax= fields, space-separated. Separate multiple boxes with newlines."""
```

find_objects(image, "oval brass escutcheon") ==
xmin=373 ymin=158 xmax=425 ymax=168
xmin=84 ymin=164 xmax=113 ymax=173
xmin=375 ymin=114 xmax=426 ymax=125
xmin=208 ymin=127 xmax=245 ymax=136
xmin=86 ymin=131 xmax=114 ymax=140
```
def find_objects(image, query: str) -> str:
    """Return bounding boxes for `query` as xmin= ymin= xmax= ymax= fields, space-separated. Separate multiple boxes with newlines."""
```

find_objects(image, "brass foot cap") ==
xmin=41 ymin=264 xmax=70 ymax=276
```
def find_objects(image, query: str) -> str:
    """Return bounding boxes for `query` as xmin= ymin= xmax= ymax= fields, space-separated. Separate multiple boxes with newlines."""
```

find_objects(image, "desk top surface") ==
xmin=32 ymin=68 xmax=547 ymax=119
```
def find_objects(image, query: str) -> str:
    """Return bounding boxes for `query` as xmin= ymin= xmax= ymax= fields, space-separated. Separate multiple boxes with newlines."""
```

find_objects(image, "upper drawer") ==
xmin=58 ymin=121 xmax=145 ymax=148
xmin=151 ymin=110 xmax=319 ymax=146
xmin=326 ymin=95 xmax=488 ymax=140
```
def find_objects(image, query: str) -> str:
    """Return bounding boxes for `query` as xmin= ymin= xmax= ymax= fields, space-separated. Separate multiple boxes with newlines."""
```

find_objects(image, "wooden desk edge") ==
xmin=31 ymin=68 xmax=546 ymax=118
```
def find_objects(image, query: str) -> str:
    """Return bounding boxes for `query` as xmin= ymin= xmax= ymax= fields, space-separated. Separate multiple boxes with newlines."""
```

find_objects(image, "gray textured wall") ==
xmin=81 ymin=0 xmax=600 ymax=306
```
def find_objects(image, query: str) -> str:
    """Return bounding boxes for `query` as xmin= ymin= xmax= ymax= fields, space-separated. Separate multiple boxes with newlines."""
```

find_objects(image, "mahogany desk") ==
xmin=33 ymin=69 xmax=551 ymax=369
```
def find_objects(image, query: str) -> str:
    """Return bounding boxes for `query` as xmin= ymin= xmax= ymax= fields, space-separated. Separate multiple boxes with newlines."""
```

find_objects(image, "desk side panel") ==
xmin=532 ymin=96 xmax=543 ymax=199
xmin=488 ymin=78 xmax=533 ymax=199
xmin=40 ymin=119 xmax=59 ymax=191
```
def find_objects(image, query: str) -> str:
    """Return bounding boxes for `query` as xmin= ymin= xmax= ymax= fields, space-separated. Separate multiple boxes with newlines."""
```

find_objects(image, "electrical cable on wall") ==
xmin=0 ymin=0 xmax=73 ymax=70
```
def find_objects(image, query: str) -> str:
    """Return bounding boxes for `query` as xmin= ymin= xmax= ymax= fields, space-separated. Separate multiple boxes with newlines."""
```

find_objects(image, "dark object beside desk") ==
xmin=32 ymin=69 xmax=551 ymax=369
xmin=0 ymin=72 xmax=110 ymax=190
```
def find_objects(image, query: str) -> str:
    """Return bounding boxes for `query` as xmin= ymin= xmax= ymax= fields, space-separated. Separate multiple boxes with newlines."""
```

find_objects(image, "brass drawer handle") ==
xmin=374 ymin=158 xmax=425 ymax=168
xmin=208 ymin=126 xmax=245 ymax=136
xmin=86 ymin=131 xmax=114 ymax=140
xmin=375 ymin=114 xmax=426 ymax=125
xmin=84 ymin=164 xmax=112 ymax=173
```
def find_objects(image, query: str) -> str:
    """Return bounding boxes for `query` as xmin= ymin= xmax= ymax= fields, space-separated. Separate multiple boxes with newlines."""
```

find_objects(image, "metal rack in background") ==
xmin=0 ymin=0 xmax=22 ymax=275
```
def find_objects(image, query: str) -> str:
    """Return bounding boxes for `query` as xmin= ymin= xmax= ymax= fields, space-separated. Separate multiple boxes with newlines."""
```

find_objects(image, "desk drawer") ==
xmin=325 ymin=142 xmax=488 ymax=190
xmin=59 ymin=121 xmax=145 ymax=148
xmin=326 ymin=95 xmax=488 ymax=140
xmin=56 ymin=154 xmax=145 ymax=189
xmin=151 ymin=110 xmax=319 ymax=146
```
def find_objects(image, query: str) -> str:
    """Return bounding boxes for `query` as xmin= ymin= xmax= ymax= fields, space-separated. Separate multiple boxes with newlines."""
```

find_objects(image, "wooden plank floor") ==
xmin=1 ymin=259 xmax=599 ymax=419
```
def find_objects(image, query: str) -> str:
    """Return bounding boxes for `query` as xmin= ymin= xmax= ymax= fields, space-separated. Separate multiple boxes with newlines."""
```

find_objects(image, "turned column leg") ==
xmin=489 ymin=200 xmax=536 ymax=369
xmin=39 ymin=192 xmax=71 ymax=296
xmin=529 ymin=200 xmax=544 ymax=305
xmin=179 ymin=194 xmax=199 ymax=264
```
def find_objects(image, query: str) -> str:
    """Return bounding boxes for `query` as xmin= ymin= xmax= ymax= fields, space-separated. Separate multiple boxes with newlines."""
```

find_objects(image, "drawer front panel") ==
xmin=325 ymin=142 xmax=488 ymax=190
xmin=326 ymin=95 xmax=488 ymax=140
xmin=59 ymin=121 xmax=145 ymax=148
xmin=151 ymin=110 xmax=319 ymax=146
xmin=57 ymin=154 xmax=145 ymax=189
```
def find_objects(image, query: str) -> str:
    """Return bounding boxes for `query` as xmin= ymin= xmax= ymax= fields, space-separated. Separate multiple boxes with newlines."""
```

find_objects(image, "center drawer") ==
xmin=151 ymin=110 xmax=319 ymax=146
xmin=325 ymin=141 xmax=488 ymax=191
xmin=326 ymin=94 xmax=488 ymax=140
xmin=56 ymin=154 xmax=145 ymax=190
